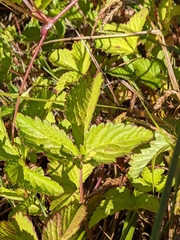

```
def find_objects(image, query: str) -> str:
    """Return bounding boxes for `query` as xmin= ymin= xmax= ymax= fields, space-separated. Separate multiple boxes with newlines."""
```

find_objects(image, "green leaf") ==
xmin=48 ymin=161 xmax=77 ymax=193
xmin=89 ymin=187 xmax=159 ymax=228
xmin=35 ymin=0 xmax=53 ymax=10
xmin=0 ymin=52 xmax=11 ymax=81
xmin=84 ymin=123 xmax=153 ymax=165
xmin=48 ymin=161 xmax=94 ymax=191
xmin=65 ymin=74 xmax=103 ymax=147
xmin=5 ymin=159 xmax=23 ymax=184
xmin=95 ymin=8 xmax=148 ymax=55
xmin=5 ymin=159 xmax=63 ymax=196
xmin=50 ymin=191 xmax=79 ymax=212
xmin=22 ymin=26 xmax=40 ymax=42
xmin=0 ymin=187 xmax=24 ymax=201
xmin=0 ymin=221 xmax=16 ymax=240
xmin=95 ymin=37 xmax=135 ymax=55
xmin=22 ymin=86 xmax=53 ymax=119
xmin=12 ymin=212 xmax=38 ymax=240
xmin=68 ymin=163 xmax=94 ymax=188
xmin=23 ymin=166 xmax=64 ymax=196
xmin=72 ymin=41 xmax=91 ymax=75
xmin=142 ymin=167 xmax=165 ymax=185
xmin=16 ymin=113 xmax=79 ymax=156
xmin=131 ymin=167 xmax=164 ymax=192
xmin=129 ymin=132 xmax=170 ymax=178
xmin=132 ymin=58 xmax=163 ymax=88
xmin=55 ymin=71 xmax=81 ymax=94
xmin=108 ymin=66 xmax=133 ymax=80
xmin=133 ymin=190 xmax=159 ymax=213
xmin=1 ymin=106 xmax=14 ymax=117
xmin=42 ymin=203 xmax=86 ymax=240
xmin=158 ymin=0 xmax=169 ymax=22
xmin=42 ymin=213 xmax=62 ymax=240
xmin=89 ymin=187 xmax=133 ymax=228
xmin=49 ymin=49 xmax=78 ymax=71
xmin=8 ymin=198 xmax=35 ymax=219
xmin=0 ymin=114 xmax=19 ymax=161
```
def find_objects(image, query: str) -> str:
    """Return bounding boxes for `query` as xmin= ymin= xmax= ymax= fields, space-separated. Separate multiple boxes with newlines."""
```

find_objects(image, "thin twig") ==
xmin=43 ymin=30 xmax=161 ymax=44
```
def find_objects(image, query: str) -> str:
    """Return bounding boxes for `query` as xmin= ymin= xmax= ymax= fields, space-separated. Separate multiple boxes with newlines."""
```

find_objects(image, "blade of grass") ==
xmin=151 ymin=133 xmax=180 ymax=240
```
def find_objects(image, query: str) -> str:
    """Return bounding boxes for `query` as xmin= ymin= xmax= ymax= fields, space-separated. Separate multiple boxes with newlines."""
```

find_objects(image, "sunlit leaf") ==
xmin=42 ymin=203 xmax=86 ymax=240
xmin=0 ymin=221 xmax=16 ymax=240
xmin=49 ymin=49 xmax=78 ymax=71
xmin=129 ymin=132 xmax=170 ymax=178
xmin=12 ymin=212 xmax=38 ymax=240
xmin=65 ymin=73 xmax=103 ymax=147
xmin=96 ymin=8 xmax=148 ymax=55
xmin=16 ymin=113 xmax=79 ymax=156
xmin=89 ymin=187 xmax=159 ymax=228
xmin=84 ymin=123 xmax=153 ymax=165
xmin=55 ymin=71 xmax=81 ymax=94
xmin=0 ymin=187 xmax=24 ymax=201
xmin=35 ymin=0 xmax=53 ymax=10
xmin=72 ymin=41 xmax=91 ymax=74
xmin=6 ymin=159 xmax=63 ymax=196
xmin=132 ymin=58 xmax=162 ymax=88
xmin=0 ymin=113 xmax=19 ymax=161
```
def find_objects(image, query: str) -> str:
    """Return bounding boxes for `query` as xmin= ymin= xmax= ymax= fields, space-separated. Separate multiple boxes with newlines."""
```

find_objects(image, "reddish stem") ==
xmin=94 ymin=164 xmax=104 ymax=190
xmin=11 ymin=0 xmax=78 ymax=143
xmin=79 ymin=168 xmax=84 ymax=204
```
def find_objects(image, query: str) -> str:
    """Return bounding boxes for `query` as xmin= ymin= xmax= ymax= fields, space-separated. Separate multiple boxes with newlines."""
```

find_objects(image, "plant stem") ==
xmin=11 ymin=0 xmax=79 ymax=143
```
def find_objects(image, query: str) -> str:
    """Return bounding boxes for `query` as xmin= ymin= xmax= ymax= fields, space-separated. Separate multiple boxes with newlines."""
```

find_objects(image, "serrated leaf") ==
xmin=5 ymin=159 xmax=63 ymax=196
xmin=42 ymin=213 xmax=62 ymax=240
xmin=103 ymin=8 xmax=148 ymax=33
xmin=131 ymin=167 xmax=165 ymax=193
xmin=131 ymin=177 xmax=152 ymax=193
xmin=68 ymin=163 xmax=94 ymax=188
xmin=96 ymin=8 xmax=148 ymax=55
xmin=55 ymin=71 xmax=81 ymax=94
xmin=133 ymin=190 xmax=159 ymax=213
xmin=156 ymin=175 xmax=167 ymax=193
xmin=89 ymin=187 xmax=133 ymax=228
xmin=124 ymin=8 xmax=148 ymax=48
xmin=42 ymin=203 xmax=86 ymax=240
xmin=84 ymin=123 xmax=153 ymax=165
xmin=65 ymin=74 xmax=103 ymax=146
xmin=23 ymin=166 xmax=63 ymax=196
xmin=158 ymin=0 xmax=168 ymax=22
xmin=16 ymin=113 xmax=79 ymax=156
xmin=35 ymin=0 xmax=53 ymax=9
xmin=142 ymin=167 xmax=165 ymax=185
xmin=72 ymin=41 xmax=91 ymax=74
xmin=50 ymin=191 xmax=80 ymax=212
xmin=48 ymin=161 xmax=93 ymax=191
xmin=49 ymin=49 xmax=78 ymax=71
xmin=0 ymin=114 xmax=19 ymax=161
xmin=95 ymin=37 xmax=135 ymax=55
xmin=89 ymin=187 xmax=159 ymax=228
xmin=0 ymin=221 xmax=16 ymax=240
xmin=12 ymin=212 xmax=38 ymax=240
xmin=8 ymin=198 xmax=35 ymax=219
xmin=48 ymin=161 xmax=77 ymax=192
xmin=0 ymin=187 xmax=24 ymax=201
xmin=132 ymin=58 xmax=162 ymax=88
xmin=129 ymin=132 xmax=170 ymax=178
xmin=108 ymin=66 xmax=133 ymax=80
xmin=5 ymin=159 xmax=24 ymax=184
